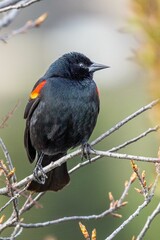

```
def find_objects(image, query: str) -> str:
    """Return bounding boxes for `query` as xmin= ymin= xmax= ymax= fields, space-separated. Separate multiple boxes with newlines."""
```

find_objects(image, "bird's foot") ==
xmin=33 ymin=153 xmax=48 ymax=184
xmin=33 ymin=164 xmax=47 ymax=184
xmin=81 ymin=143 xmax=94 ymax=162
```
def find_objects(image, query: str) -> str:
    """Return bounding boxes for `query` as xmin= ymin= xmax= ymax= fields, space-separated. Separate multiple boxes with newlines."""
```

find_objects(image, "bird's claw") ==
xmin=33 ymin=163 xmax=47 ymax=184
xmin=81 ymin=143 xmax=94 ymax=162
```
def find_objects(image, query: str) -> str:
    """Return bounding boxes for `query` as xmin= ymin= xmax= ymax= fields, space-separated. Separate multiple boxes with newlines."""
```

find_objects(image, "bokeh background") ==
xmin=0 ymin=0 xmax=159 ymax=239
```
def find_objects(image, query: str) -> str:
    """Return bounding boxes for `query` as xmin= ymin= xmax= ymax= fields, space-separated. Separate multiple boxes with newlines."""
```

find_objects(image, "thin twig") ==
xmin=0 ymin=225 xmax=23 ymax=240
xmin=0 ymin=12 xmax=48 ymax=42
xmin=19 ymin=192 xmax=45 ymax=215
xmin=137 ymin=202 xmax=160 ymax=240
xmin=105 ymin=174 xmax=159 ymax=240
xmin=0 ymin=100 xmax=20 ymax=129
xmin=91 ymin=99 xmax=160 ymax=146
xmin=131 ymin=160 xmax=148 ymax=197
xmin=0 ymin=184 xmax=30 ymax=213
xmin=0 ymin=99 xmax=158 ymax=195
xmin=0 ymin=9 xmax=19 ymax=29
xmin=90 ymin=150 xmax=160 ymax=163
xmin=18 ymin=208 xmax=116 ymax=228
xmin=0 ymin=138 xmax=17 ymax=183
xmin=16 ymin=174 xmax=133 ymax=228
xmin=0 ymin=144 xmax=19 ymax=223
xmin=136 ymin=175 xmax=160 ymax=240
xmin=118 ymin=175 xmax=135 ymax=205
xmin=18 ymin=199 xmax=126 ymax=228
xmin=70 ymin=126 xmax=160 ymax=174
xmin=10 ymin=223 xmax=23 ymax=240
xmin=106 ymin=200 xmax=150 ymax=240
xmin=0 ymin=148 xmax=159 ymax=196
xmin=0 ymin=0 xmax=21 ymax=9
xmin=0 ymin=161 xmax=19 ymax=222
xmin=109 ymin=126 xmax=159 ymax=153
xmin=0 ymin=0 xmax=42 ymax=13
xmin=0 ymin=99 xmax=159 ymax=238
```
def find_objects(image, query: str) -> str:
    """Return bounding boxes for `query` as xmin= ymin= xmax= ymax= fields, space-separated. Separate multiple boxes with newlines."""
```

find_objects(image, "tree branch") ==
xmin=136 ymin=196 xmax=160 ymax=239
xmin=0 ymin=0 xmax=42 ymax=13
xmin=91 ymin=99 xmax=160 ymax=146
xmin=0 ymin=12 xmax=48 ymax=42
xmin=17 ymin=174 xmax=133 ymax=228
xmin=0 ymin=0 xmax=22 ymax=9
xmin=109 ymin=125 xmax=159 ymax=153
xmin=0 ymin=9 xmax=19 ymax=29
xmin=104 ymin=174 xmax=159 ymax=240
xmin=0 ymin=99 xmax=160 ymax=239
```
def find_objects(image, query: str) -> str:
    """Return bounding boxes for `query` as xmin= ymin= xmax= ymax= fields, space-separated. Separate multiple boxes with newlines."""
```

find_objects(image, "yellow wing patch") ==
xmin=30 ymin=80 xmax=47 ymax=99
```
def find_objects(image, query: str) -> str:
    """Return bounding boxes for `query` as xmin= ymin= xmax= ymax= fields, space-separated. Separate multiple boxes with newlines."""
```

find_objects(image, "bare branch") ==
xmin=0 ymin=226 xmax=23 ymax=240
xmin=0 ymin=100 xmax=158 ymax=196
xmin=0 ymin=148 xmax=159 ymax=196
xmin=0 ymin=0 xmax=21 ymax=9
xmin=17 ymin=174 xmax=133 ymax=229
xmin=19 ymin=192 xmax=45 ymax=214
xmin=109 ymin=126 xmax=159 ymax=153
xmin=0 ymin=99 xmax=159 ymax=238
xmin=136 ymin=201 xmax=160 ymax=240
xmin=10 ymin=223 xmax=23 ymax=240
xmin=90 ymin=150 xmax=160 ymax=163
xmin=0 ymin=139 xmax=20 ymax=222
xmin=0 ymin=184 xmax=30 ymax=213
xmin=0 ymin=0 xmax=42 ymax=13
xmin=136 ymin=171 xmax=160 ymax=240
xmin=0 ymin=9 xmax=19 ymax=29
xmin=104 ymin=174 xmax=159 ymax=240
xmin=91 ymin=99 xmax=160 ymax=146
xmin=20 ymin=209 xmax=115 ymax=228
xmin=0 ymin=138 xmax=17 ymax=183
xmin=118 ymin=174 xmax=136 ymax=205
xmin=131 ymin=161 xmax=149 ymax=197
xmin=0 ymin=12 xmax=48 ymax=42
xmin=69 ymin=126 xmax=160 ymax=174
xmin=0 ymin=100 xmax=20 ymax=129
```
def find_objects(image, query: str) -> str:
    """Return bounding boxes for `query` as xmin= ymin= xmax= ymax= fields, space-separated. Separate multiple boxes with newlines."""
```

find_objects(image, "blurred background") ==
xmin=0 ymin=0 xmax=159 ymax=239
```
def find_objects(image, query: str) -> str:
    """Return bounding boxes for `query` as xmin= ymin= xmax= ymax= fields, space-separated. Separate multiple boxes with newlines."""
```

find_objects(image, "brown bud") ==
xmin=142 ymin=170 xmax=145 ymax=180
xmin=108 ymin=192 xmax=114 ymax=202
xmin=125 ymin=180 xmax=128 ymax=187
xmin=130 ymin=172 xmax=137 ymax=183
xmin=111 ymin=213 xmax=122 ymax=218
xmin=0 ymin=215 xmax=5 ymax=224
xmin=35 ymin=13 xmax=48 ymax=27
xmin=7 ymin=168 xmax=15 ymax=179
xmin=121 ymin=201 xmax=128 ymax=207
xmin=143 ymin=180 xmax=146 ymax=188
xmin=91 ymin=229 xmax=96 ymax=240
xmin=79 ymin=222 xmax=89 ymax=239
xmin=148 ymin=183 xmax=153 ymax=191
xmin=135 ymin=187 xmax=142 ymax=194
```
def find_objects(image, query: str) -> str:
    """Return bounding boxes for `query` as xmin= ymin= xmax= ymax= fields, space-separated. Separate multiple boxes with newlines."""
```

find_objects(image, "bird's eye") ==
xmin=79 ymin=63 xmax=84 ymax=68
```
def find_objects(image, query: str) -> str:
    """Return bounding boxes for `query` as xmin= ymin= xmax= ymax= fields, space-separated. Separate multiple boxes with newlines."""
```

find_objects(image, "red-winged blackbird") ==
xmin=24 ymin=52 xmax=108 ymax=192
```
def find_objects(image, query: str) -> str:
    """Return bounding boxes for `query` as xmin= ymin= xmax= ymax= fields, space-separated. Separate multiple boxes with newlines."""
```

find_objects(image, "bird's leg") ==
xmin=81 ymin=143 xmax=94 ymax=162
xmin=33 ymin=153 xmax=48 ymax=184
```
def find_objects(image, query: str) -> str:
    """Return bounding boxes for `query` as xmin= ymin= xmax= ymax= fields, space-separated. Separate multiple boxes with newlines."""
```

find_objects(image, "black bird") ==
xmin=24 ymin=52 xmax=108 ymax=192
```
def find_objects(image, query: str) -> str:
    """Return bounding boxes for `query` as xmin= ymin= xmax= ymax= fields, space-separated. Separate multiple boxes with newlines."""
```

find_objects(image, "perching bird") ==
xmin=24 ymin=52 xmax=108 ymax=192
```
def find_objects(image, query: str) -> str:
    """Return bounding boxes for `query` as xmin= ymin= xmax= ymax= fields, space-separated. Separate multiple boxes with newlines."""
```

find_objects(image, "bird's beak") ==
xmin=89 ymin=62 xmax=109 ymax=73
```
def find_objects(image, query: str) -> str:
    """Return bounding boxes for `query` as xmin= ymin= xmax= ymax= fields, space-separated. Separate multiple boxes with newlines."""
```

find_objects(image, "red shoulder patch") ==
xmin=96 ymin=86 xmax=100 ymax=96
xmin=30 ymin=80 xmax=47 ymax=99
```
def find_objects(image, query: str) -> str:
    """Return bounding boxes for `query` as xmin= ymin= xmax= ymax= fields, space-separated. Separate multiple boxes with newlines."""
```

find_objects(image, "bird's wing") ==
xmin=24 ymin=79 xmax=47 ymax=163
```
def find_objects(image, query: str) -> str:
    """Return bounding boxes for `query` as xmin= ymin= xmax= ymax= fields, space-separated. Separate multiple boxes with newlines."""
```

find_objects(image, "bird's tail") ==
xmin=27 ymin=153 xmax=70 ymax=192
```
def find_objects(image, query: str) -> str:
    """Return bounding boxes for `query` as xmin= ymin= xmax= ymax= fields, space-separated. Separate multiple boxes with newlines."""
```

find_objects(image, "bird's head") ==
xmin=44 ymin=52 xmax=109 ymax=80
